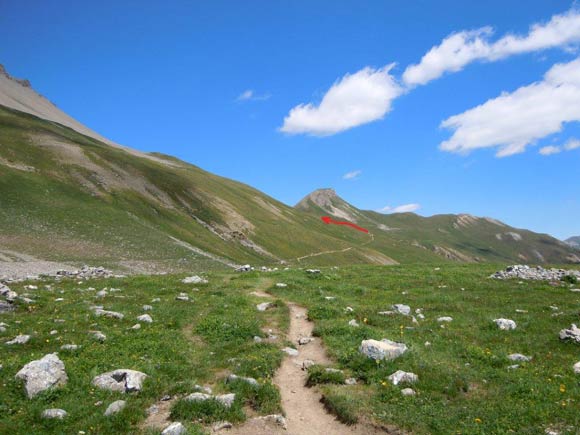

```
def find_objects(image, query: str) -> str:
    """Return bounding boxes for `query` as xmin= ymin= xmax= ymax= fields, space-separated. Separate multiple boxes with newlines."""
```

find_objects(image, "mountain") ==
xmin=0 ymin=65 xmax=578 ymax=272
xmin=297 ymin=188 xmax=580 ymax=264
xmin=566 ymin=236 xmax=580 ymax=249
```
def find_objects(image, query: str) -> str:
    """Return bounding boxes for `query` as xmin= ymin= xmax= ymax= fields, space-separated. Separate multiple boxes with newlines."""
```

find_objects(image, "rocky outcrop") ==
xmin=15 ymin=353 xmax=68 ymax=398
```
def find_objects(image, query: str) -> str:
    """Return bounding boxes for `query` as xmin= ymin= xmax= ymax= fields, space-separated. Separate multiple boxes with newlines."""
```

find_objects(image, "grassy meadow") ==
xmin=1 ymin=264 xmax=580 ymax=434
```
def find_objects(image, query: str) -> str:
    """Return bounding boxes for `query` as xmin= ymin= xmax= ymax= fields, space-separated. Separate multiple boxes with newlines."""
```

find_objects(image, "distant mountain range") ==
xmin=566 ymin=236 xmax=580 ymax=249
xmin=0 ymin=64 xmax=578 ymax=271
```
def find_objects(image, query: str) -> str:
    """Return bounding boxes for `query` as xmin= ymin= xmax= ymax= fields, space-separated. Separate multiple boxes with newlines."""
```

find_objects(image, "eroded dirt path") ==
xmin=229 ymin=279 xmax=387 ymax=435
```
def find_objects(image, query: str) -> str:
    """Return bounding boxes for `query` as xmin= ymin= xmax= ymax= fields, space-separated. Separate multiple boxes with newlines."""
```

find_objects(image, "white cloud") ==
xmin=403 ymin=8 xmax=580 ymax=87
xmin=565 ymin=138 xmax=580 ymax=150
xmin=539 ymin=138 xmax=580 ymax=155
xmin=236 ymin=89 xmax=271 ymax=102
xmin=379 ymin=203 xmax=421 ymax=214
xmin=342 ymin=170 xmax=362 ymax=180
xmin=280 ymin=65 xmax=402 ymax=136
xmin=440 ymin=57 xmax=580 ymax=157
xmin=539 ymin=145 xmax=561 ymax=155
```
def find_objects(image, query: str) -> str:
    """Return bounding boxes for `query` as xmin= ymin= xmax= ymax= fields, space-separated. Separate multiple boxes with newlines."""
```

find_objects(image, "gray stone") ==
xmin=142 ymin=305 xmax=153 ymax=311
xmin=185 ymin=392 xmax=212 ymax=402
xmin=161 ymin=422 xmax=186 ymax=435
xmin=298 ymin=337 xmax=313 ymax=345
xmin=348 ymin=319 xmax=359 ymax=327
xmin=137 ymin=314 xmax=153 ymax=323
xmin=493 ymin=318 xmax=517 ymax=330
xmin=401 ymin=388 xmax=416 ymax=396
xmin=508 ymin=353 xmax=532 ymax=362
xmin=437 ymin=316 xmax=453 ymax=322
xmin=392 ymin=304 xmax=411 ymax=315
xmin=302 ymin=359 xmax=315 ymax=370
xmin=92 ymin=369 xmax=148 ymax=393
xmin=6 ymin=334 xmax=30 ymax=345
xmin=227 ymin=373 xmax=259 ymax=387
xmin=345 ymin=378 xmax=357 ymax=385
xmin=216 ymin=393 xmax=236 ymax=408
xmin=104 ymin=400 xmax=126 ymax=416
xmin=256 ymin=302 xmax=274 ymax=312
xmin=94 ymin=308 xmax=124 ymax=320
xmin=41 ymin=408 xmax=68 ymax=419
xmin=573 ymin=362 xmax=580 ymax=374
xmin=182 ymin=275 xmax=208 ymax=284
xmin=60 ymin=344 xmax=80 ymax=351
xmin=388 ymin=370 xmax=418 ymax=386
xmin=213 ymin=421 xmax=233 ymax=431
xmin=15 ymin=353 xmax=68 ymax=398
xmin=175 ymin=293 xmax=189 ymax=301
xmin=560 ymin=324 xmax=580 ymax=343
xmin=359 ymin=339 xmax=407 ymax=361
xmin=282 ymin=347 xmax=299 ymax=356
xmin=92 ymin=331 xmax=106 ymax=342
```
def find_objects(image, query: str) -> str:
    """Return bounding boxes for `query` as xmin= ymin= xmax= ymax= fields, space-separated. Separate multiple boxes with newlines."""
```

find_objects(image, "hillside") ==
xmin=565 ymin=236 xmax=580 ymax=249
xmin=296 ymin=188 xmax=580 ymax=264
xmin=0 ymin=65 xmax=578 ymax=274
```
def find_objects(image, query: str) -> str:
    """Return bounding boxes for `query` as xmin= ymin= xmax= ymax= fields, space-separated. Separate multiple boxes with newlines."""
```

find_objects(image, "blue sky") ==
xmin=1 ymin=0 xmax=579 ymax=239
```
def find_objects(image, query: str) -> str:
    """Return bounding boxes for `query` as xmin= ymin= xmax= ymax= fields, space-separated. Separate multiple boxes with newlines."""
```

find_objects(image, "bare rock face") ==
xmin=359 ymin=339 xmax=407 ymax=361
xmin=15 ymin=353 xmax=68 ymax=398
xmin=92 ymin=369 xmax=148 ymax=393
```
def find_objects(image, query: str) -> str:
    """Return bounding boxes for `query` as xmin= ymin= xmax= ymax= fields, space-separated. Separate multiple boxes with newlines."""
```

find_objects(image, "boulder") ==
xmin=92 ymin=369 xmax=148 ymax=393
xmin=560 ymin=324 xmax=580 ymax=343
xmin=6 ymin=334 xmax=30 ymax=345
xmin=104 ymin=400 xmax=126 ymax=416
xmin=41 ymin=408 xmax=68 ymax=419
xmin=15 ymin=353 xmax=68 ymax=398
xmin=392 ymin=304 xmax=411 ymax=315
xmin=493 ymin=318 xmax=517 ymax=330
xmin=161 ymin=422 xmax=186 ymax=435
xmin=388 ymin=370 xmax=418 ymax=386
xmin=359 ymin=339 xmax=407 ymax=361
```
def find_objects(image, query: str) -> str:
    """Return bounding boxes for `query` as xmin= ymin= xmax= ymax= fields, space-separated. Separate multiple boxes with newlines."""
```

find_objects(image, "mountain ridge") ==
xmin=0 ymin=64 xmax=578 ymax=272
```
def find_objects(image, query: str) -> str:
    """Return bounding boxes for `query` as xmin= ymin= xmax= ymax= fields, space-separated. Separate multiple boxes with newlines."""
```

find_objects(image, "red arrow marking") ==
xmin=321 ymin=216 xmax=369 ymax=233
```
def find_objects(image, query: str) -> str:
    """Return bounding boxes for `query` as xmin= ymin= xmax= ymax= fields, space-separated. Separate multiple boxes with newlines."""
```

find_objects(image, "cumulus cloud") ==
xmin=342 ymin=170 xmax=362 ymax=180
xmin=280 ymin=65 xmax=402 ymax=136
xmin=403 ymin=8 xmax=580 ymax=87
xmin=378 ymin=203 xmax=421 ymax=214
xmin=440 ymin=57 xmax=580 ymax=157
xmin=236 ymin=89 xmax=271 ymax=102
xmin=539 ymin=138 xmax=580 ymax=155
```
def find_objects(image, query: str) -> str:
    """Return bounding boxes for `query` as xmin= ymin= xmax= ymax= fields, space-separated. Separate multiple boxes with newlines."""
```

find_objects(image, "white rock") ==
xmin=92 ymin=369 xmax=148 ymax=393
xmin=161 ymin=422 xmax=186 ymax=435
xmin=41 ymin=408 xmax=68 ymax=419
xmin=94 ymin=308 xmax=124 ymax=320
xmin=6 ymin=334 xmax=30 ymax=345
xmin=137 ymin=314 xmax=153 ymax=323
xmin=298 ymin=337 xmax=313 ymax=345
xmin=185 ymin=392 xmax=212 ymax=402
xmin=282 ymin=347 xmax=299 ymax=356
xmin=131 ymin=324 xmax=141 ymax=330
xmin=401 ymin=388 xmax=416 ymax=396
xmin=104 ymin=400 xmax=126 ymax=416
xmin=345 ymin=306 xmax=354 ymax=312
xmin=175 ymin=293 xmax=189 ymax=301
xmin=60 ymin=344 xmax=80 ymax=351
xmin=392 ymin=304 xmax=411 ymax=315
xmin=142 ymin=305 xmax=153 ymax=311
xmin=573 ymin=361 xmax=580 ymax=374
xmin=508 ymin=353 xmax=532 ymax=362
xmin=560 ymin=324 xmax=580 ymax=343
xmin=302 ymin=359 xmax=315 ymax=370
xmin=493 ymin=318 xmax=516 ymax=330
xmin=324 ymin=296 xmax=335 ymax=300
xmin=227 ymin=374 xmax=259 ymax=387
xmin=256 ymin=302 xmax=274 ymax=312
xmin=92 ymin=331 xmax=106 ymax=342
xmin=388 ymin=370 xmax=418 ymax=386
xmin=348 ymin=319 xmax=359 ymax=327
xmin=276 ymin=283 xmax=287 ymax=288
xmin=216 ymin=393 xmax=236 ymax=408
xmin=359 ymin=339 xmax=407 ymax=361
xmin=15 ymin=353 xmax=68 ymax=398
xmin=345 ymin=378 xmax=357 ymax=385
xmin=437 ymin=317 xmax=453 ymax=322
xmin=182 ymin=275 xmax=208 ymax=284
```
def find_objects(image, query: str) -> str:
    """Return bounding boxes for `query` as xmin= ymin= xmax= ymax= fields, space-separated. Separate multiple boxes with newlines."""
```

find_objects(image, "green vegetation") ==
xmin=1 ymin=104 xmax=577 ymax=271
xmin=2 ymin=265 xmax=580 ymax=434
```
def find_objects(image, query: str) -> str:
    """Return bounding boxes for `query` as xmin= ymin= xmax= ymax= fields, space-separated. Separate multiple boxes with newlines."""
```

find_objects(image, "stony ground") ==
xmin=1 ymin=264 xmax=580 ymax=434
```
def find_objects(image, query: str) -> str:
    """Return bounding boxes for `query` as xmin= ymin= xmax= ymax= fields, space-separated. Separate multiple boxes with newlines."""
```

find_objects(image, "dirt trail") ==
xmin=229 ymin=280 xmax=386 ymax=435
xmin=296 ymin=231 xmax=374 ymax=262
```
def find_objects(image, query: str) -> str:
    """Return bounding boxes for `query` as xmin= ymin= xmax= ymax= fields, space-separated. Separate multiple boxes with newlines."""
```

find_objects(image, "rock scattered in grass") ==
xmin=137 ymin=314 xmax=153 ymax=323
xmin=302 ymin=359 xmax=315 ymax=370
xmin=401 ymin=388 xmax=416 ymax=396
xmin=15 ymin=353 xmax=68 ymax=398
xmin=41 ymin=408 xmax=68 ymax=419
xmin=93 ymin=307 xmax=124 ymax=320
xmin=161 ymin=422 xmax=186 ymax=435
xmin=175 ymin=293 xmax=189 ymax=301
xmin=306 ymin=269 xmax=321 ymax=274
xmin=392 ymin=304 xmax=411 ymax=315
xmin=256 ymin=302 xmax=274 ymax=312
xmin=60 ymin=344 xmax=80 ymax=351
xmin=184 ymin=392 xmax=236 ymax=408
xmin=6 ymin=334 xmax=30 ymax=345
xmin=276 ymin=283 xmax=287 ymax=288
xmin=348 ymin=319 xmax=359 ymax=327
xmin=227 ymin=373 xmax=259 ymax=387
xmin=131 ymin=324 xmax=141 ymax=330
xmin=142 ymin=305 xmax=152 ymax=311
xmin=493 ymin=318 xmax=516 ymax=330
xmin=298 ymin=336 xmax=313 ymax=345
xmin=388 ymin=370 xmax=418 ymax=385
xmin=491 ymin=265 xmax=580 ymax=281
xmin=559 ymin=324 xmax=580 ymax=343
xmin=345 ymin=377 xmax=357 ymax=385
xmin=437 ymin=316 xmax=453 ymax=322
xmin=92 ymin=369 xmax=148 ymax=393
xmin=104 ymin=400 xmax=126 ymax=416
xmin=91 ymin=331 xmax=106 ymax=342
xmin=508 ymin=353 xmax=532 ymax=362
xmin=182 ymin=275 xmax=208 ymax=284
xmin=359 ymin=339 xmax=407 ymax=361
